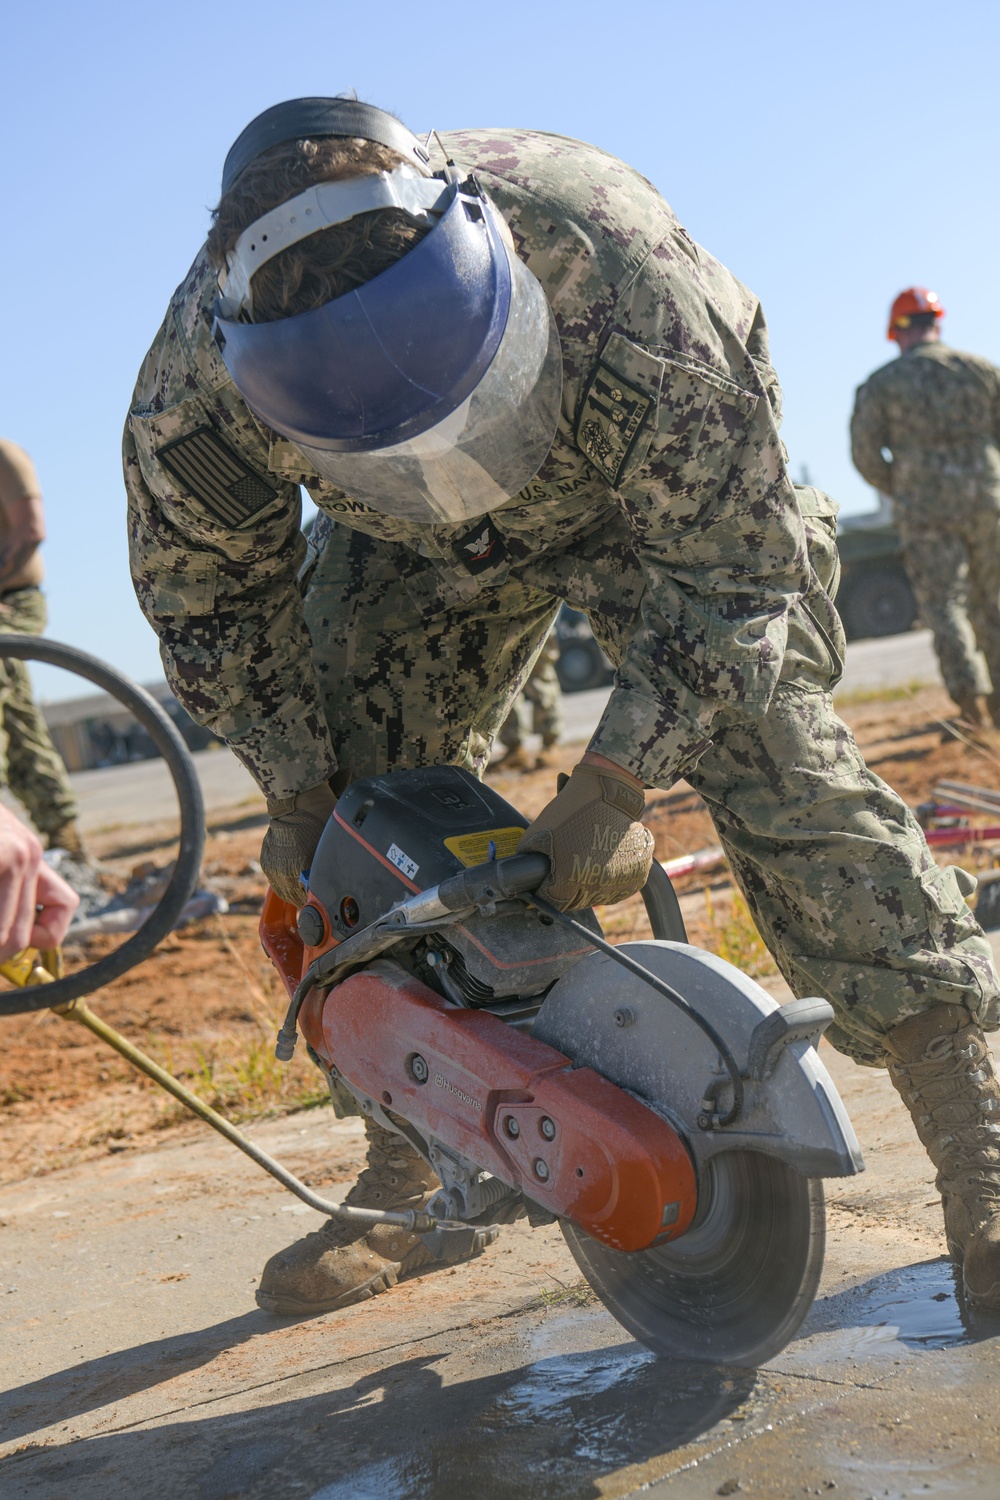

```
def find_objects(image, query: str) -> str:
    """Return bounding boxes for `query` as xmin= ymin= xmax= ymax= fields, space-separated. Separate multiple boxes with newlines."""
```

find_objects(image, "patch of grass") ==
xmin=536 ymin=1280 xmax=598 ymax=1309
xmin=138 ymin=915 xmax=330 ymax=1126
xmin=702 ymin=887 xmax=777 ymax=979
xmin=151 ymin=1032 xmax=329 ymax=1125
xmin=832 ymin=678 xmax=927 ymax=708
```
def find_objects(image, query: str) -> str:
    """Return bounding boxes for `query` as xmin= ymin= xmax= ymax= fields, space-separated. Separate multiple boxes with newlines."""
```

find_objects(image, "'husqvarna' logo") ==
xmin=434 ymin=1072 xmax=483 ymax=1112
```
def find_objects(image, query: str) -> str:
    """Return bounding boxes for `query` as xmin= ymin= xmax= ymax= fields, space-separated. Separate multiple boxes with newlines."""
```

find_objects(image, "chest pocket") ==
xmin=575 ymin=333 xmax=661 ymax=488
xmin=576 ymin=336 xmax=759 ymax=510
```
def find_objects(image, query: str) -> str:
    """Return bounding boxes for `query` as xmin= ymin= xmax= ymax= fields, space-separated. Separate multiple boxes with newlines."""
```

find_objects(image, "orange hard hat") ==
xmin=888 ymin=287 xmax=945 ymax=341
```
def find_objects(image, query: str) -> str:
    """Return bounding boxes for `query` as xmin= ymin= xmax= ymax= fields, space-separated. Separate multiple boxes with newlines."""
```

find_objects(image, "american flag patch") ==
xmin=156 ymin=426 xmax=279 ymax=527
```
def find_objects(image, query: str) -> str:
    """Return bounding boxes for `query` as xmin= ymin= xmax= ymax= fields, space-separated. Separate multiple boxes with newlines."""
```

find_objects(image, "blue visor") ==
xmin=213 ymin=186 xmax=512 ymax=452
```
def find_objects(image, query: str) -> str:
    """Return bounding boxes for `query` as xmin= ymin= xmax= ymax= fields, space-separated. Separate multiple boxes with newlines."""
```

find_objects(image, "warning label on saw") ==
xmin=444 ymin=827 xmax=524 ymax=867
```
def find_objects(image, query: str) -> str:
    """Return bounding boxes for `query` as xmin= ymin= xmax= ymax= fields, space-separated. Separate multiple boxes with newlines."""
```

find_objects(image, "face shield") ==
xmin=213 ymin=174 xmax=562 ymax=526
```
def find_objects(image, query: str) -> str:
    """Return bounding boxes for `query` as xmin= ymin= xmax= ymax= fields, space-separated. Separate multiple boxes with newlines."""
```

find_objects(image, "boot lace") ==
xmin=312 ymin=1124 xmax=436 ymax=1250
xmin=890 ymin=1025 xmax=1000 ymax=1210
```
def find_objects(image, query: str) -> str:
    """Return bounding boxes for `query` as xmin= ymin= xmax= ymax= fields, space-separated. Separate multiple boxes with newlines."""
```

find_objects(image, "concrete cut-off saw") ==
xmin=0 ymin=638 xmax=863 ymax=1369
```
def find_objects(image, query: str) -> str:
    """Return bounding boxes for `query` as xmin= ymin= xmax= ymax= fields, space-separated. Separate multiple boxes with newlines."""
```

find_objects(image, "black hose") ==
xmin=0 ymin=637 xmax=205 ymax=1015
xmin=528 ymin=893 xmax=745 ymax=1128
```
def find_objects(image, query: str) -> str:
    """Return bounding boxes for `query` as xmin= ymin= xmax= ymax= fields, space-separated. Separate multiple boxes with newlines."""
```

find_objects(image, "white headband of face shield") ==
xmin=216 ymin=167 xmax=453 ymax=319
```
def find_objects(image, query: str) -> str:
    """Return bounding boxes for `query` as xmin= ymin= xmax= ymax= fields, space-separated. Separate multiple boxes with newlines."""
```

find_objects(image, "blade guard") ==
xmin=532 ymin=941 xmax=863 ymax=1180
xmin=300 ymin=959 xmax=698 ymax=1253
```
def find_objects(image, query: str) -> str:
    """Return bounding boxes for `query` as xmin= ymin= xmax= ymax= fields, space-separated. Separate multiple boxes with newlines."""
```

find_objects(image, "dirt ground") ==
xmin=3 ymin=680 xmax=1000 ymax=1188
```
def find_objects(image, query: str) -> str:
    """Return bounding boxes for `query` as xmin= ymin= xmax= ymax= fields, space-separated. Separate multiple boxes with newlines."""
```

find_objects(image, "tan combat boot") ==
xmin=46 ymin=820 xmax=88 ymax=861
xmin=885 ymin=1004 xmax=1000 ymax=1311
xmin=953 ymin=693 xmax=992 ymax=730
xmin=499 ymin=744 xmax=532 ymax=772
xmin=256 ymin=1118 xmax=497 ymax=1316
xmin=534 ymin=736 xmax=560 ymax=771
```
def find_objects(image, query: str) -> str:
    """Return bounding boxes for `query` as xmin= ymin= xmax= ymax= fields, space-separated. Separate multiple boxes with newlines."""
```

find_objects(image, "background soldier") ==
xmin=851 ymin=288 xmax=1000 ymax=727
xmin=496 ymin=630 xmax=563 ymax=770
xmin=125 ymin=101 xmax=1000 ymax=1320
xmin=0 ymin=441 xmax=84 ymax=855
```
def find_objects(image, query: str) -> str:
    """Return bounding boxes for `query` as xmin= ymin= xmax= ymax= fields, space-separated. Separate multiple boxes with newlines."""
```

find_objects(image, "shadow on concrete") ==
xmin=1 ymin=1337 xmax=755 ymax=1500
xmin=0 ymin=1311 xmax=271 ymax=1447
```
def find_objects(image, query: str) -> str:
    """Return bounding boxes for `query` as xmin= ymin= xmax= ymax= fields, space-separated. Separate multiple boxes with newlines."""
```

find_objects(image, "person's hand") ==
xmin=260 ymin=782 xmax=338 ymax=906
xmin=518 ymin=755 xmax=654 ymax=910
xmin=0 ymin=807 xmax=79 ymax=960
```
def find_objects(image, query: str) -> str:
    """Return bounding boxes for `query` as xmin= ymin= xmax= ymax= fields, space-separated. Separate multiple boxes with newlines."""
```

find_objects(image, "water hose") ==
xmin=0 ymin=636 xmax=204 ymax=1014
xmin=0 ymin=639 xmax=452 ymax=1232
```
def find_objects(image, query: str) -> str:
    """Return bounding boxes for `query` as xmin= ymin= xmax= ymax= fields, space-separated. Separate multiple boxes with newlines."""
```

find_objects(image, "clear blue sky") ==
xmin=2 ymin=0 xmax=997 ymax=698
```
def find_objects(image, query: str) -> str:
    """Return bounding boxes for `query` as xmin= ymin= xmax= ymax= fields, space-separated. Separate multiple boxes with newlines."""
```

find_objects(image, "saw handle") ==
xmin=435 ymin=852 xmax=551 ymax=912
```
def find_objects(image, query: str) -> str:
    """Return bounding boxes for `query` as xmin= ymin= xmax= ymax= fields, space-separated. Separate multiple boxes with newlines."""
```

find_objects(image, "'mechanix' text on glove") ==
xmin=518 ymin=764 xmax=654 ymax=910
xmin=261 ymin=782 xmax=338 ymax=906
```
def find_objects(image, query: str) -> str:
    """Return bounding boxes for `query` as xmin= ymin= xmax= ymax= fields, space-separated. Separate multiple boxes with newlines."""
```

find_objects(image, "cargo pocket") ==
xmin=796 ymin=485 xmax=841 ymax=599
xmin=918 ymin=863 xmax=983 ymax=959
xmin=783 ymin=486 xmax=846 ymax=691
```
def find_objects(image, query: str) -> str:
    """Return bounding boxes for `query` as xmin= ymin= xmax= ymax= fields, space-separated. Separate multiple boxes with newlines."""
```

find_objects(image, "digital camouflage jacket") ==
xmin=851 ymin=341 xmax=1000 ymax=526
xmin=125 ymin=128 xmax=821 ymax=798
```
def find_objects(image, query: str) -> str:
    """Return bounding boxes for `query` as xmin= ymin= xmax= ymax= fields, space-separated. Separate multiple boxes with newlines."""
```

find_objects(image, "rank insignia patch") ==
xmin=156 ymin=426 xmax=280 ymax=527
xmin=455 ymin=518 xmax=508 ymax=574
xmin=575 ymin=361 xmax=655 ymax=489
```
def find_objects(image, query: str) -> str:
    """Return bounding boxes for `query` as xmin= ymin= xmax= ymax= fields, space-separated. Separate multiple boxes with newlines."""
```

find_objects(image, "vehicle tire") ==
xmin=838 ymin=565 xmax=917 ymax=641
xmin=556 ymin=639 xmax=612 ymax=693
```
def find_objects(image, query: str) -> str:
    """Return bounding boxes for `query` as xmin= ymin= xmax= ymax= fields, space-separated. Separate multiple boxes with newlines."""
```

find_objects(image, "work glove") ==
xmin=518 ymin=764 xmax=654 ymax=911
xmin=261 ymin=781 xmax=338 ymax=906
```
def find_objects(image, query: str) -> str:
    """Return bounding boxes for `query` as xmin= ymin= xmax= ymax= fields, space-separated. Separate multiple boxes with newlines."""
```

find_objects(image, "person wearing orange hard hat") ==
xmin=851 ymin=289 xmax=1000 ymax=728
xmin=886 ymin=286 xmax=946 ymax=342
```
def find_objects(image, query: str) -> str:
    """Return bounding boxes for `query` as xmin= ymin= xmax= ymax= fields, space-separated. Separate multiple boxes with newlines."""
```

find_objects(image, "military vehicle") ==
xmin=554 ymin=605 xmax=615 ymax=692
xmin=836 ymin=496 xmax=917 ymax=641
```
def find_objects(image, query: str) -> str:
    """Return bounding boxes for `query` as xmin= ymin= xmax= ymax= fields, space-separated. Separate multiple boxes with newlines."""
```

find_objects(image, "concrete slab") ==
xmin=2 ymin=1019 xmax=999 ymax=1498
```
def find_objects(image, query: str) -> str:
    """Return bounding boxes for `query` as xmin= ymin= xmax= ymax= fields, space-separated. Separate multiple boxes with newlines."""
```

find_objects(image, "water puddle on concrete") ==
xmin=305 ymin=1279 xmax=1000 ymax=1500
xmin=782 ymin=1259 xmax=980 ymax=1371
xmin=308 ymin=1312 xmax=755 ymax=1500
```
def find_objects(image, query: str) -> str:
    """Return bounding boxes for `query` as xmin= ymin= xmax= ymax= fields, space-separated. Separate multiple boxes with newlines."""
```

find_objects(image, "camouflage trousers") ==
xmin=498 ymin=633 xmax=564 ymax=751
xmin=0 ymin=587 xmax=78 ymax=839
xmin=896 ymin=505 xmax=1000 ymax=707
xmin=304 ymin=524 xmax=999 ymax=1068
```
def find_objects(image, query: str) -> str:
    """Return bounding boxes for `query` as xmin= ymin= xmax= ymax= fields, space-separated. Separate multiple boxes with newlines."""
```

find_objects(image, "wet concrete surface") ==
xmin=3 ymin=1025 xmax=1000 ymax=1499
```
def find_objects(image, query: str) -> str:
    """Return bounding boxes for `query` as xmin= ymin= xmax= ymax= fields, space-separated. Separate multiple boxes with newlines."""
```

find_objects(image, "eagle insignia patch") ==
xmin=455 ymin=518 xmax=507 ymax=575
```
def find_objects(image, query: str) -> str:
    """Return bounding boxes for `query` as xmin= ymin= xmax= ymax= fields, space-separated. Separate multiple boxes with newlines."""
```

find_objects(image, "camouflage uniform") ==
xmin=0 ymin=442 xmax=78 ymax=842
xmin=0 ymin=587 xmax=79 ymax=841
xmin=125 ymin=130 xmax=1000 ymax=1067
xmin=851 ymin=343 xmax=1000 ymax=708
xmin=498 ymin=630 xmax=563 ymax=754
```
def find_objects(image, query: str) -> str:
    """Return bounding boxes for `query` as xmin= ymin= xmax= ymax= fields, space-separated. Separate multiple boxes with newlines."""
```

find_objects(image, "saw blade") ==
xmin=561 ymin=1149 xmax=825 ymax=1367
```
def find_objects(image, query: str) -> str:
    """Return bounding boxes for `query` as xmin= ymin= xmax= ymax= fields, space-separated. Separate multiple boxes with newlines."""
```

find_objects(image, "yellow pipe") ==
xmin=0 ymin=947 xmax=440 ymax=1232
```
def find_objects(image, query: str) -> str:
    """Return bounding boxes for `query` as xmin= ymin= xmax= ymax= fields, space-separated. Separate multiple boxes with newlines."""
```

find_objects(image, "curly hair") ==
xmin=207 ymin=136 xmax=429 ymax=322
